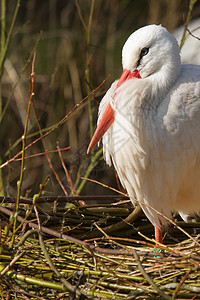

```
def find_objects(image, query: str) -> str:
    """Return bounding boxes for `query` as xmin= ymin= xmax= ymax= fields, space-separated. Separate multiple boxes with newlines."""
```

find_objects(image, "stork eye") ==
xmin=140 ymin=47 xmax=149 ymax=57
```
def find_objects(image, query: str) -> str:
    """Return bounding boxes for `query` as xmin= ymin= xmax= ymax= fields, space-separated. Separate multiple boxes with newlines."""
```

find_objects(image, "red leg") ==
xmin=154 ymin=223 xmax=164 ymax=263
xmin=155 ymin=224 xmax=162 ymax=244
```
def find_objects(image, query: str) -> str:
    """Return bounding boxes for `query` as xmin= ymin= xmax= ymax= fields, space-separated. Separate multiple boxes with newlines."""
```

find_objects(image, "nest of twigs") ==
xmin=0 ymin=195 xmax=200 ymax=299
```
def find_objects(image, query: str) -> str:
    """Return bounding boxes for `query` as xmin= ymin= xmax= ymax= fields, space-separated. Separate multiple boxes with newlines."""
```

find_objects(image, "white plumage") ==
xmin=88 ymin=24 xmax=200 ymax=241
xmin=174 ymin=19 xmax=200 ymax=65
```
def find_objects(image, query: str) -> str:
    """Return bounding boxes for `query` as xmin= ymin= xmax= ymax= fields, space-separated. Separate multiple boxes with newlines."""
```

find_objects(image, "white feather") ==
xmin=98 ymin=25 xmax=200 ymax=228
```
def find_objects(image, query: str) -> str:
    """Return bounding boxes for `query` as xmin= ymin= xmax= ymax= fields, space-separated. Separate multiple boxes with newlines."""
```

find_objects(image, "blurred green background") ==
xmin=1 ymin=0 xmax=200 ymax=198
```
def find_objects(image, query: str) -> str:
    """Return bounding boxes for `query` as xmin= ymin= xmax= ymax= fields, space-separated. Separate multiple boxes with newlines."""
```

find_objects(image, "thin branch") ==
xmin=161 ymin=283 xmax=200 ymax=293
xmin=85 ymin=244 xmax=140 ymax=290
xmin=75 ymin=0 xmax=88 ymax=32
xmin=0 ymin=262 xmax=72 ymax=292
xmin=0 ymin=194 xmax=129 ymax=204
xmin=86 ymin=0 xmax=95 ymax=155
xmin=132 ymin=249 xmax=172 ymax=300
xmin=57 ymin=142 xmax=76 ymax=196
xmin=11 ymin=50 xmax=36 ymax=248
xmin=0 ymin=249 xmax=24 ymax=276
xmin=76 ymin=148 xmax=103 ymax=194
xmin=0 ymin=75 xmax=110 ymax=170
xmin=84 ymin=205 xmax=142 ymax=239
xmin=38 ymin=231 xmax=85 ymax=298
xmin=85 ymin=236 xmax=154 ymax=248
xmin=34 ymin=204 xmax=86 ymax=298
xmin=183 ymin=15 xmax=200 ymax=41
xmin=172 ymin=269 xmax=191 ymax=300
xmin=82 ymin=177 xmax=200 ymax=248
xmin=14 ymin=147 xmax=70 ymax=161
xmin=9 ymin=176 xmax=50 ymax=245
xmin=180 ymin=0 xmax=198 ymax=49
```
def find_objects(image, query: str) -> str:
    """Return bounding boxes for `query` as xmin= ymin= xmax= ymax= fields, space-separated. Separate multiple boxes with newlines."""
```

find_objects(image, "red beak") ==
xmin=87 ymin=69 xmax=141 ymax=153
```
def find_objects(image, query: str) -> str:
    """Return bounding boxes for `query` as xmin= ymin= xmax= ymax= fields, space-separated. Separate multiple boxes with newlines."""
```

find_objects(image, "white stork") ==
xmin=88 ymin=24 xmax=200 ymax=244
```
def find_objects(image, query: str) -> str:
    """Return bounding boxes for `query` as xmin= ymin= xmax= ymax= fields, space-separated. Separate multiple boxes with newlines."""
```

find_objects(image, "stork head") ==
xmin=122 ymin=24 xmax=181 ymax=80
xmin=87 ymin=25 xmax=181 ymax=153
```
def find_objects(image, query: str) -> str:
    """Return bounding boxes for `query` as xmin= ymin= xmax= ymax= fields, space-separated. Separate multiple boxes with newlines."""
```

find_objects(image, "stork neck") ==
xmin=149 ymin=63 xmax=181 ymax=103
